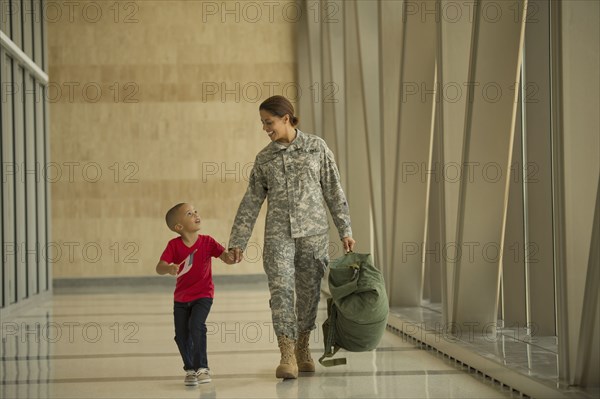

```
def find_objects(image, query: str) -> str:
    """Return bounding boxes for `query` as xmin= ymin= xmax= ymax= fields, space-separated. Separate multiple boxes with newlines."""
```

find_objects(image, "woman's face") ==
xmin=260 ymin=109 xmax=290 ymax=142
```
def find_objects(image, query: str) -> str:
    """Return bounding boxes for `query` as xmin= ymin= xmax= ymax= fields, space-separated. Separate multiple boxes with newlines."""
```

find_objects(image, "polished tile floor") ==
xmin=1 ymin=281 xmax=520 ymax=399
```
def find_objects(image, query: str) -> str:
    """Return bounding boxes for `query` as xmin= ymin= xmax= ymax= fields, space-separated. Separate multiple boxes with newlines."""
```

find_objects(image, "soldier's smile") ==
xmin=259 ymin=109 xmax=296 ymax=144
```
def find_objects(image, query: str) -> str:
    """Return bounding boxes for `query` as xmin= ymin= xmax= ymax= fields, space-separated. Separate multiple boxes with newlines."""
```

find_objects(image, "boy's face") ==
xmin=174 ymin=204 xmax=201 ymax=233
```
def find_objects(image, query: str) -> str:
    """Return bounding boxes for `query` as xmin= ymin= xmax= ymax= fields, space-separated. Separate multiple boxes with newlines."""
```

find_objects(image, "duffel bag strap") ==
xmin=319 ymin=301 xmax=347 ymax=367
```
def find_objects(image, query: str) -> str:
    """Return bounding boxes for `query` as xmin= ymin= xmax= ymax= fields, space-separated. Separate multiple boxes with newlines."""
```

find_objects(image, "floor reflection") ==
xmin=0 ymin=285 xmax=522 ymax=398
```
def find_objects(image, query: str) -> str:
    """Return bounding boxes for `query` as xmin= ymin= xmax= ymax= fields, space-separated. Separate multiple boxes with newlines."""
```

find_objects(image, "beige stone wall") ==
xmin=48 ymin=0 xmax=296 ymax=278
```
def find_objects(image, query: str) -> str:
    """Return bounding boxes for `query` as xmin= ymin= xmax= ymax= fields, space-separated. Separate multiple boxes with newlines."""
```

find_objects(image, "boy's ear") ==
xmin=174 ymin=223 xmax=183 ymax=232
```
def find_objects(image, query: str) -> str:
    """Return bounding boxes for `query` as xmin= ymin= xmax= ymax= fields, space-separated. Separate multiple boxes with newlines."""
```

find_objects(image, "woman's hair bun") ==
xmin=260 ymin=96 xmax=299 ymax=127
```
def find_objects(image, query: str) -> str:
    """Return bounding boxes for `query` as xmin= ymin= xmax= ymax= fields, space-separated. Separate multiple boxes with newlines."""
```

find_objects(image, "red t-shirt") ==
xmin=160 ymin=235 xmax=225 ymax=302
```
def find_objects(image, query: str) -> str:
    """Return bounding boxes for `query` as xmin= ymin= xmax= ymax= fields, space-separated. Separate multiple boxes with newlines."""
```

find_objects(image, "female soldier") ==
xmin=228 ymin=95 xmax=355 ymax=379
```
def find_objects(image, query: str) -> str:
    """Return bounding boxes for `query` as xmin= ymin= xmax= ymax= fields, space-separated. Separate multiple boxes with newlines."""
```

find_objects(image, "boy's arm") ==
xmin=156 ymin=260 xmax=178 ymax=275
xmin=219 ymin=250 xmax=236 ymax=265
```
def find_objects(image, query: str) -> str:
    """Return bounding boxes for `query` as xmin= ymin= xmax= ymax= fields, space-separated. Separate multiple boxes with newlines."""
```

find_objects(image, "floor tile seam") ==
xmin=0 ymin=346 xmax=422 ymax=361
xmin=7 ymin=309 xmax=279 ymax=318
xmin=0 ymin=369 xmax=468 ymax=385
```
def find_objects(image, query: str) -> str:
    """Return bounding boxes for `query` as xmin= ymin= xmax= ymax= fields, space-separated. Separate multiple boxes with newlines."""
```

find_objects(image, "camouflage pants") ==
xmin=263 ymin=233 xmax=329 ymax=340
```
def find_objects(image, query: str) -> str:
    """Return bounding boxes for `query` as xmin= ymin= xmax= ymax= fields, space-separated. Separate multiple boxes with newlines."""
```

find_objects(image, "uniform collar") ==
xmin=269 ymin=129 xmax=306 ymax=152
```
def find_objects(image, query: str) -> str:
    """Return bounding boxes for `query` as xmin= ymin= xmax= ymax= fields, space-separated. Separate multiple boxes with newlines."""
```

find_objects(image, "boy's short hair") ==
xmin=165 ymin=203 xmax=186 ymax=230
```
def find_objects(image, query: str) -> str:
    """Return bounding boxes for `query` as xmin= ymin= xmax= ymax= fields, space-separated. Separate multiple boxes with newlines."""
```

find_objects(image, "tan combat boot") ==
xmin=276 ymin=336 xmax=298 ymax=379
xmin=295 ymin=331 xmax=316 ymax=372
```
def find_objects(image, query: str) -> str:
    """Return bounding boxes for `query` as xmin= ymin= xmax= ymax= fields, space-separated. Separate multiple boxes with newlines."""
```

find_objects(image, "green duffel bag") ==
xmin=319 ymin=252 xmax=389 ymax=367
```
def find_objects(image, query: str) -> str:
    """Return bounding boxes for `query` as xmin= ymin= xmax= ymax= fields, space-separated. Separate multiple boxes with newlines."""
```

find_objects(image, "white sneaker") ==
xmin=196 ymin=368 xmax=212 ymax=384
xmin=184 ymin=370 xmax=198 ymax=386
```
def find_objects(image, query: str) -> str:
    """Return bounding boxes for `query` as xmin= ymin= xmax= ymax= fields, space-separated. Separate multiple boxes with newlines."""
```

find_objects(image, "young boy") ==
xmin=156 ymin=203 xmax=235 ymax=386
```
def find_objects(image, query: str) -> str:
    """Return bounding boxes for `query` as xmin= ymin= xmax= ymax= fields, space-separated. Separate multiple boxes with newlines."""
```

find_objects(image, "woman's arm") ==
xmin=228 ymin=163 xmax=268 ymax=252
xmin=320 ymin=146 xmax=353 ymax=240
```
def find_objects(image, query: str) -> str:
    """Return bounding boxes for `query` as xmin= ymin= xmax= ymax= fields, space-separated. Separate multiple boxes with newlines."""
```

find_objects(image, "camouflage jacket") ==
xmin=229 ymin=130 xmax=352 ymax=250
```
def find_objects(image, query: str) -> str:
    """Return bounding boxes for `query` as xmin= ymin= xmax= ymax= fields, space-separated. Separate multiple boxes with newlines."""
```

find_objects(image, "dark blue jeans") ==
xmin=173 ymin=297 xmax=213 ymax=371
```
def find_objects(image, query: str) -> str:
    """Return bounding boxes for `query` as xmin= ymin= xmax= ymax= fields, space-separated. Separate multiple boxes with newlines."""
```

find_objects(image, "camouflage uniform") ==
xmin=229 ymin=130 xmax=352 ymax=339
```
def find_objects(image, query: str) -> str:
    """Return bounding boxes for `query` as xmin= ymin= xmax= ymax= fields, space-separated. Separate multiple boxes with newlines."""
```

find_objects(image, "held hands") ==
xmin=229 ymin=247 xmax=243 ymax=263
xmin=342 ymin=236 xmax=355 ymax=253
xmin=220 ymin=250 xmax=237 ymax=265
